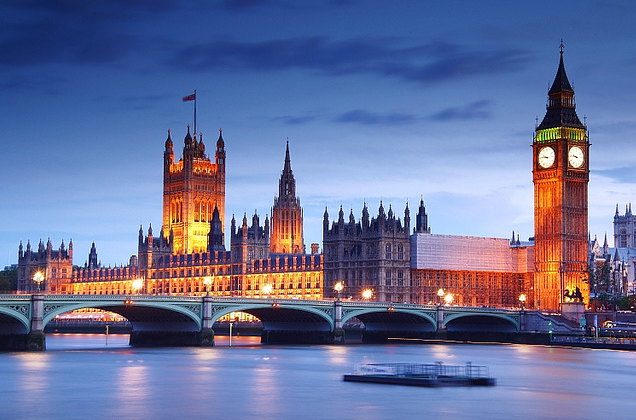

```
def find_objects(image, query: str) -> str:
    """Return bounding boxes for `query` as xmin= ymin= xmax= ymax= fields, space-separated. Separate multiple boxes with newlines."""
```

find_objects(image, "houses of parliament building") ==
xmin=18 ymin=48 xmax=595 ymax=312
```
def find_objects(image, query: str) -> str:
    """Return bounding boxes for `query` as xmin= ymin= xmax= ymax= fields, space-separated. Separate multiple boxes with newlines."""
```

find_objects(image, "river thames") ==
xmin=1 ymin=334 xmax=635 ymax=420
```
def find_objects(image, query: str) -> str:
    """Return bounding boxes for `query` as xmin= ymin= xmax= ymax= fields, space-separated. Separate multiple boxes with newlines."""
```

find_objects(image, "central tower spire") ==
xmin=270 ymin=140 xmax=305 ymax=254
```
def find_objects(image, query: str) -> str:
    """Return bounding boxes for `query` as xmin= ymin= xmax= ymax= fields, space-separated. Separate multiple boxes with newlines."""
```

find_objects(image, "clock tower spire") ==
xmin=532 ymin=43 xmax=590 ymax=312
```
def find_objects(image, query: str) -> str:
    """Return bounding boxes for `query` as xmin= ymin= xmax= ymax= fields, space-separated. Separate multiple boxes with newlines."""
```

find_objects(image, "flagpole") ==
xmin=194 ymin=89 xmax=197 ymax=136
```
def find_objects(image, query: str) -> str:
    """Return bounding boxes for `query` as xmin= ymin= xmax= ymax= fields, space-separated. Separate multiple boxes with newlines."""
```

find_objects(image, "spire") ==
xmin=208 ymin=205 xmax=225 ymax=252
xmin=415 ymin=197 xmax=430 ymax=233
xmin=537 ymin=42 xmax=584 ymax=130
xmin=323 ymin=206 xmax=330 ymax=233
xmin=548 ymin=40 xmax=574 ymax=95
xmin=404 ymin=202 xmax=411 ymax=231
xmin=165 ymin=129 xmax=173 ymax=149
xmin=277 ymin=140 xmax=296 ymax=201
xmin=284 ymin=138 xmax=292 ymax=173
xmin=217 ymin=128 xmax=225 ymax=150
xmin=184 ymin=125 xmax=194 ymax=147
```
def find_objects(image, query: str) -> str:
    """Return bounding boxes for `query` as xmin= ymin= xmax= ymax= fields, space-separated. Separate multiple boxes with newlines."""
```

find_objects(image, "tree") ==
xmin=0 ymin=266 xmax=18 ymax=291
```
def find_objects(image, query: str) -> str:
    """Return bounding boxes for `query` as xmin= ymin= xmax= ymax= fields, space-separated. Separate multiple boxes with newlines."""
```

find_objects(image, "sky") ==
xmin=2 ymin=0 xmax=636 ymax=268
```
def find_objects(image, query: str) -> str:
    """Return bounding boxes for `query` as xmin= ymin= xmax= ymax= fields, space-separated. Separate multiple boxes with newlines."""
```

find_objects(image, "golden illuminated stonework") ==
xmin=532 ymin=47 xmax=590 ymax=311
xmin=163 ymin=127 xmax=226 ymax=254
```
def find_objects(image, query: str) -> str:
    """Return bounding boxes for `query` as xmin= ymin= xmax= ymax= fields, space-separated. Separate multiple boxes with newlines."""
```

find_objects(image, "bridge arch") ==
xmin=443 ymin=312 xmax=519 ymax=333
xmin=0 ymin=306 xmax=31 ymax=334
xmin=209 ymin=302 xmax=335 ymax=344
xmin=342 ymin=308 xmax=437 ymax=330
xmin=343 ymin=307 xmax=437 ymax=341
xmin=41 ymin=299 xmax=203 ymax=333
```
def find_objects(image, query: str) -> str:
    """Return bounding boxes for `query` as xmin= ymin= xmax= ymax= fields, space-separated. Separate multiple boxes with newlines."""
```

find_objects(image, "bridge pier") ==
xmin=27 ymin=294 xmax=46 ymax=351
xmin=436 ymin=305 xmax=445 ymax=331
xmin=333 ymin=299 xmax=345 ymax=344
xmin=200 ymin=295 xmax=215 ymax=346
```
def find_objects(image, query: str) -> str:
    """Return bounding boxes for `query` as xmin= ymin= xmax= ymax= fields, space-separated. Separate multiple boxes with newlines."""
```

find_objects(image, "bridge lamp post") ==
xmin=362 ymin=289 xmax=373 ymax=301
xmin=334 ymin=282 xmax=344 ymax=301
xmin=262 ymin=284 xmax=273 ymax=299
xmin=203 ymin=277 xmax=212 ymax=296
xmin=437 ymin=288 xmax=445 ymax=305
xmin=444 ymin=293 xmax=454 ymax=306
xmin=33 ymin=271 xmax=45 ymax=294
xmin=132 ymin=278 xmax=144 ymax=295
xmin=519 ymin=294 xmax=527 ymax=311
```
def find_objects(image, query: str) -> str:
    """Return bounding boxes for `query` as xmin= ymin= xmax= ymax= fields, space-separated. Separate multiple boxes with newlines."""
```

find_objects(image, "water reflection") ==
xmin=3 ymin=336 xmax=636 ymax=420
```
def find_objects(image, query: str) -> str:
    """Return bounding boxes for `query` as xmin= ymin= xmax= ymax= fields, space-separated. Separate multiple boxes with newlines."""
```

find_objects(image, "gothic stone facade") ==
xmin=323 ymin=202 xmax=411 ymax=302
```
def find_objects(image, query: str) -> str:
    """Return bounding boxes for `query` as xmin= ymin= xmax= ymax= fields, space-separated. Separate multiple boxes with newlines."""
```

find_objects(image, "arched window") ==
xmin=620 ymin=229 xmax=627 ymax=247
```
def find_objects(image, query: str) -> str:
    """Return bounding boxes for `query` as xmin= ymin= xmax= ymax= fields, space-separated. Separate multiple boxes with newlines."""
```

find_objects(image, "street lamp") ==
xmin=519 ymin=293 xmax=527 ymax=311
xmin=362 ymin=289 xmax=373 ymax=301
xmin=262 ymin=284 xmax=272 ymax=298
xmin=33 ymin=271 xmax=44 ymax=293
xmin=437 ymin=288 xmax=445 ymax=305
xmin=203 ymin=277 xmax=212 ymax=295
xmin=334 ymin=281 xmax=344 ymax=301
xmin=132 ymin=278 xmax=144 ymax=295
xmin=444 ymin=293 xmax=454 ymax=306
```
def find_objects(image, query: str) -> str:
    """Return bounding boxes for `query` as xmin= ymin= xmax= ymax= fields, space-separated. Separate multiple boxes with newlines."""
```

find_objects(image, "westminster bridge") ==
xmin=0 ymin=294 xmax=576 ymax=350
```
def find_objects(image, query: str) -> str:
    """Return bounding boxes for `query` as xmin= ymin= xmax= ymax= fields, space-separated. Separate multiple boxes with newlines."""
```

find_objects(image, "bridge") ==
xmin=0 ymin=294 xmax=549 ymax=350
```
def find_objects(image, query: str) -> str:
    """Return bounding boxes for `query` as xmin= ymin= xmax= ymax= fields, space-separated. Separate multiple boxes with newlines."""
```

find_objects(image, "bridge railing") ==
xmin=0 ymin=295 xmax=31 ymax=301
xmin=2 ymin=294 xmax=520 ymax=314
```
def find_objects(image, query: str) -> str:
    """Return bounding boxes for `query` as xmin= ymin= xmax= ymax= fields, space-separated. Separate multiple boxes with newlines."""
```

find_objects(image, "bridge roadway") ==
xmin=0 ymin=294 xmax=527 ymax=350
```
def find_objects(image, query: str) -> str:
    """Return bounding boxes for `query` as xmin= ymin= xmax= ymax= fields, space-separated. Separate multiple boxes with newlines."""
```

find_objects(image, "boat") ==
xmin=343 ymin=362 xmax=496 ymax=387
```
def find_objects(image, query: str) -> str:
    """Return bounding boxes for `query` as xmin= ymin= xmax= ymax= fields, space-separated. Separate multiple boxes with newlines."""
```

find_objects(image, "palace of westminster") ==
xmin=16 ymin=50 xmax=636 ymax=313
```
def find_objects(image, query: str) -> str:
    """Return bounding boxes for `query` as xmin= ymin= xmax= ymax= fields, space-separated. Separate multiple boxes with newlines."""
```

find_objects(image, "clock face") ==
xmin=568 ymin=146 xmax=584 ymax=168
xmin=538 ymin=146 xmax=555 ymax=168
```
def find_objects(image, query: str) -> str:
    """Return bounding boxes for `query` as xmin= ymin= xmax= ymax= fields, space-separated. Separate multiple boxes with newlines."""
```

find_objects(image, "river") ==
xmin=1 ymin=334 xmax=634 ymax=420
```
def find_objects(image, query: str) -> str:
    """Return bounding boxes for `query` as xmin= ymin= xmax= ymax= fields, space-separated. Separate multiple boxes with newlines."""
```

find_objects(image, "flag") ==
xmin=182 ymin=93 xmax=196 ymax=102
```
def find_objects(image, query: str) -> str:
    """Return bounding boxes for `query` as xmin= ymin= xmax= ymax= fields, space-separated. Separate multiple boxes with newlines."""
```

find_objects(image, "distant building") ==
xmin=322 ymin=201 xmax=411 ymax=302
xmin=17 ymin=239 xmax=73 ymax=293
xmin=410 ymin=232 xmax=534 ymax=307
xmin=586 ymin=204 xmax=636 ymax=298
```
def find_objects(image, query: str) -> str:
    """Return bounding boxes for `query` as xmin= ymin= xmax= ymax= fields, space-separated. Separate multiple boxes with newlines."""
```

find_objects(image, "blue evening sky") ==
xmin=2 ymin=0 xmax=636 ymax=267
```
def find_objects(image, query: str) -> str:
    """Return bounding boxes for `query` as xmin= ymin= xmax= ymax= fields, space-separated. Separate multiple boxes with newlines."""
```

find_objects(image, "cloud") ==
xmin=273 ymin=115 xmax=318 ymax=125
xmin=594 ymin=167 xmax=636 ymax=185
xmin=429 ymin=100 xmax=492 ymax=121
xmin=333 ymin=109 xmax=417 ymax=125
xmin=222 ymin=0 xmax=275 ymax=9
xmin=170 ymin=37 xmax=530 ymax=85
xmin=0 ymin=0 xmax=179 ymax=68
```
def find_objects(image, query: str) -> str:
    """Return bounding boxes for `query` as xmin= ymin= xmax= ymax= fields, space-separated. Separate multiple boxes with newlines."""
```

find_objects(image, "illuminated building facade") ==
xmin=323 ymin=201 xmax=411 ymax=302
xmin=270 ymin=141 xmax=305 ymax=254
xmin=17 ymin=49 xmax=593 ymax=314
xmin=163 ymin=127 xmax=226 ymax=254
xmin=533 ymin=46 xmax=590 ymax=311
xmin=17 ymin=239 xmax=73 ymax=294
xmin=410 ymin=232 xmax=534 ymax=307
xmin=52 ymin=136 xmax=322 ymax=300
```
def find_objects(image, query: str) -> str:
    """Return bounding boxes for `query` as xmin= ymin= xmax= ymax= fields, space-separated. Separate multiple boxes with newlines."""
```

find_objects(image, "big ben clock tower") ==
xmin=533 ymin=43 xmax=590 ymax=312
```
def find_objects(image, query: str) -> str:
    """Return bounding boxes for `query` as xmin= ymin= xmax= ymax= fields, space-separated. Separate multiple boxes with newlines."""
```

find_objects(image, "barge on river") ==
xmin=343 ymin=362 xmax=496 ymax=387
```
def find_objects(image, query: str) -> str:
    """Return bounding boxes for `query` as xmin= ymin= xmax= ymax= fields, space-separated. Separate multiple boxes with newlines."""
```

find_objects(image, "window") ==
xmin=386 ymin=244 xmax=392 ymax=259
xmin=386 ymin=270 xmax=392 ymax=286
xmin=397 ymin=245 xmax=403 ymax=260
